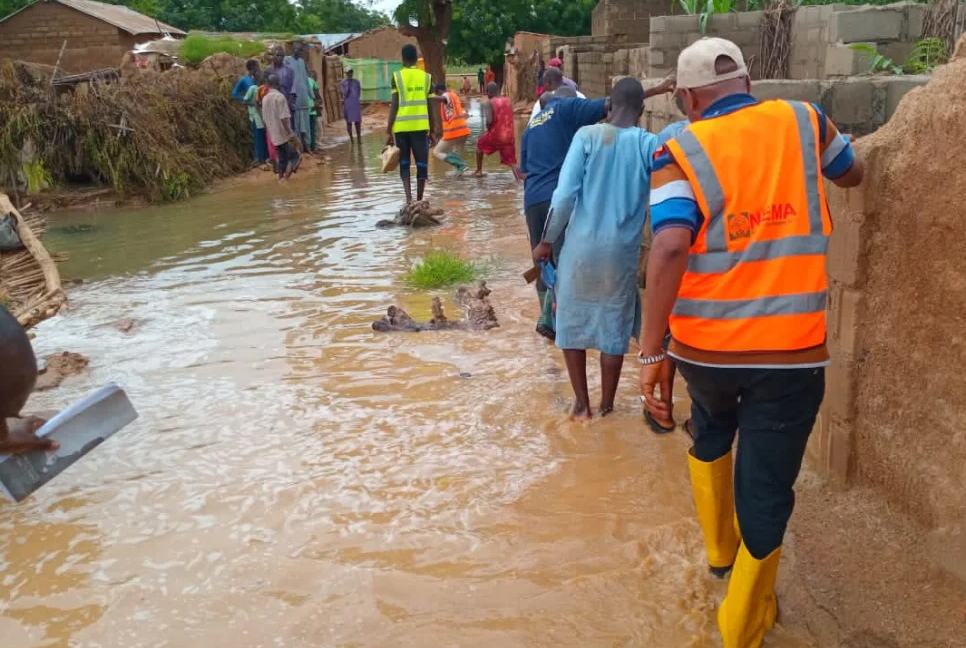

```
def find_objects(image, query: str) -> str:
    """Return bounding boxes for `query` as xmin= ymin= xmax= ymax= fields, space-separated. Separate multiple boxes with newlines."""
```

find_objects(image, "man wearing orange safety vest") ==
xmin=640 ymin=38 xmax=864 ymax=648
xmin=433 ymin=83 xmax=471 ymax=175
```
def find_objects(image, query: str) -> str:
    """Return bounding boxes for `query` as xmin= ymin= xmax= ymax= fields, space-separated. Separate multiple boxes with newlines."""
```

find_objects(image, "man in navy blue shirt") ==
xmin=521 ymin=87 xmax=607 ymax=339
xmin=521 ymin=77 xmax=674 ymax=339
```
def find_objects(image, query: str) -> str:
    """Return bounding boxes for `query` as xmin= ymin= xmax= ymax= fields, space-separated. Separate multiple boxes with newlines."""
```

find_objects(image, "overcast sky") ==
xmin=370 ymin=0 xmax=402 ymax=15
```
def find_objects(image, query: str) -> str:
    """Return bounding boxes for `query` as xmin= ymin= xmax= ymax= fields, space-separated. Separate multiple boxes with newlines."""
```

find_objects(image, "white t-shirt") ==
xmin=530 ymin=89 xmax=587 ymax=123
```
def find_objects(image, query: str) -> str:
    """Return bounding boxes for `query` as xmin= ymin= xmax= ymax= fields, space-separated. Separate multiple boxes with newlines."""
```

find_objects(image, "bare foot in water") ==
xmin=599 ymin=403 xmax=615 ymax=417
xmin=472 ymin=171 xmax=485 ymax=178
xmin=571 ymin=402 xmax=592 ymax=421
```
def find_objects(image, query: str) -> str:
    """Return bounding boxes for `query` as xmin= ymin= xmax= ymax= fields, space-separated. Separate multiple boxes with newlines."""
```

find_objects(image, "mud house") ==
xmin=321 ymin=26 xmax=419 ymax=60
xmin=0 ymin=0 xmax=185 ymax=74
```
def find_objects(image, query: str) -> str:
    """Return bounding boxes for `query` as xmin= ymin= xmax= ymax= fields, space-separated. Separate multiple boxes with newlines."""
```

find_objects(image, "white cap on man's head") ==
xmin=676 ymin=37 xmax=747 ymax=89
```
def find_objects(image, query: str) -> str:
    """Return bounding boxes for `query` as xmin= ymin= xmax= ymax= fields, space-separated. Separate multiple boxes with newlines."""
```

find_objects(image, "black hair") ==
xmin=434 ymin=83 xmax=448 ymax=93
xmin=611 ymin=76 xmax=645 ymax=112
xmin=402 ymin=44 xmax=418 ymax=64
xmin=245 ymin=59 xmax=258 ymax=72
xmin=0 ymin=304 xmax=37 ymax=417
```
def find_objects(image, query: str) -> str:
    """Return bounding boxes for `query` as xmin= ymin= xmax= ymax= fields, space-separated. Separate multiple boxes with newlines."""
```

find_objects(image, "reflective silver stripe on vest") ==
xmin=672 ymin=290 xmax=828 ymax=319
xmin=395 ymin=114 xmax=431 ymax=122
xmin=789 ymin=101 xmax=824 ymax=236
xmin=674 ymin=129 xmax=727 ymax=253
xmin=687 ymin=233 xmax=829 ymax=274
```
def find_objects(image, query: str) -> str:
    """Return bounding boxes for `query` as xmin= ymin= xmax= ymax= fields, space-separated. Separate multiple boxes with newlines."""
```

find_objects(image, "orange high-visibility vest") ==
xmin=665 ymin=99 xmax=832 ymax=353
xmin=441 ymin=90 xmax=470 ymax=140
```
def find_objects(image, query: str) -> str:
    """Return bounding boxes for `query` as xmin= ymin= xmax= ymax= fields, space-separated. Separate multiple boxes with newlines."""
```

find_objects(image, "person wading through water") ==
xmin=641 ymin=37 xmax=863 ymax=648
xmin=340 ymin=68 xmax=362 ymax=142
xmin=262 ymin=74 xmax=301 ymax=181
xmin=532 ymin=78 xmax=670 ymax=419
xmin=433 ymin=83 xmax=471 ymax=176
xmin=475 ymin=82 xmax=522 ymax=180
xmin=387 ymin=44 xmax=436 ymax=203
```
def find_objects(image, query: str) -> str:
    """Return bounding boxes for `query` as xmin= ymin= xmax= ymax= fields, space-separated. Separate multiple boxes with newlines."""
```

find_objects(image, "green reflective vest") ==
xmin=392 ymin=67 xmax=431 ymax=133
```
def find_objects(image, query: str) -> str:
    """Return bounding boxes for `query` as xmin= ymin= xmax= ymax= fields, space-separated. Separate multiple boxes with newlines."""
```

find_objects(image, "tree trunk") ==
xmin=418 ymin=36 xmax=447 ymax=86
xmin=397 ymin=0 xmax=453 ymax=86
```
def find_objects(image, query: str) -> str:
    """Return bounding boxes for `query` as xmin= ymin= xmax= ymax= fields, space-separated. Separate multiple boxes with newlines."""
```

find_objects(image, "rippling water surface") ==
xmin=0 ymin=105 xmax=816 ymax=648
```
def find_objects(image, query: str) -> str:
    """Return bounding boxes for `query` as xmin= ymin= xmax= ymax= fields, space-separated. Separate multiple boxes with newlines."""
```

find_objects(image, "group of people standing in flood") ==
xmin=232 ymin=44 xmax=365 ymax=179
xmin=232 ymin=45 xmax=320 ymax=180
xmin=386 ymin=45 xmax=524 ymax=201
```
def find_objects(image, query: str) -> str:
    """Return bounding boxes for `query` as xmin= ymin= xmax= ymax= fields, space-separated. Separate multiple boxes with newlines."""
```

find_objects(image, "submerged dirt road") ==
xmin=2 ymin=107 xmax=963 ymax=648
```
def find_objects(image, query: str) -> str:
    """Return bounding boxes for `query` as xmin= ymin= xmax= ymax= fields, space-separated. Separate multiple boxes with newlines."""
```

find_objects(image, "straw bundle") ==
xmin=0 ymin=59 xmax=252 ymax=203
xmin=0 ymin=193 xmax=64 ymax=329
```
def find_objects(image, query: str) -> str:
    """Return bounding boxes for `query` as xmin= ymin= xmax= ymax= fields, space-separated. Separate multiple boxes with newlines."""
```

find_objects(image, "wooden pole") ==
xmin=51 ymin=40 xmax=67 ymax=86
xmin=0 ymin=193 xmax=64 ymax=328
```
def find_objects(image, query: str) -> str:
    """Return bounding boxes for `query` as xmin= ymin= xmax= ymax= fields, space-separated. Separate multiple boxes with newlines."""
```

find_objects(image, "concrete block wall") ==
xmin=648 ymin=11 xmax=764 ymax=80
xmin=642 ymin=76 xmax=927 ymax=136
xmin=592 ymin=0 xmax=670 ymax=43
xmin=648 ymin=1 xmax=933 ymax=81
xmin=549 ymin=35 xmax=646 ymax=98
xmin=823 ymin=1 xmax=929 ymax=76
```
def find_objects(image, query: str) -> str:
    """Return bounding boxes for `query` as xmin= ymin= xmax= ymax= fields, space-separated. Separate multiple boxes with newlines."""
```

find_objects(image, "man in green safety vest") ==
xmin=386 ymin=44 xmax=437 ymax=203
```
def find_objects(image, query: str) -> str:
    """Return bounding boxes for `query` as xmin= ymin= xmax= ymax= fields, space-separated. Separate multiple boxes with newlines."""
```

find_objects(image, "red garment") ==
xmin=478 ymin=96 xmax=516 ymax=164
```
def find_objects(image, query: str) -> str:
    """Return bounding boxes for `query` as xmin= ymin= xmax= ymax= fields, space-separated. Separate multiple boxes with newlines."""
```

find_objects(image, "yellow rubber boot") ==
xmin=688 ymin=449 xmax=740 ymax=578
xmin=718 ymin=544 xmax=781 ymax=648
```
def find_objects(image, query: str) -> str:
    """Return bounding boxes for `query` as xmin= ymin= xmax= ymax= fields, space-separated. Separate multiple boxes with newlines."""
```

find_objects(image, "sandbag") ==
xmin=0 ymin=213 xmax=23 ymax=251
xmin=381 ymin=145 xmax=401 ymax=173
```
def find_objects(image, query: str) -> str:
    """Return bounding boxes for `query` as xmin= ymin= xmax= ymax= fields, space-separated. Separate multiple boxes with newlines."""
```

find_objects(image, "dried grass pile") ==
xmin=0 ymin=60 xmax=252 ymax=202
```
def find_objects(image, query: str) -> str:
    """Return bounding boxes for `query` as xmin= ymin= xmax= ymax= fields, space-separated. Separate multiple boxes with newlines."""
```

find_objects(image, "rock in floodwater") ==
xmin=34 ymin=351 xmax=90 ymax=392
xmin=376 ymin=200 xmax=444 ymax=229
xmin=112 ymin=317 xmax=136 ymax=333
xmin=372 ymin=282 xmax=498 ymax=332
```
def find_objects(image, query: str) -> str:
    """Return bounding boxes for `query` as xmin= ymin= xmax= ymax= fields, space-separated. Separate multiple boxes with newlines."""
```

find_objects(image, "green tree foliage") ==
xmin=0 ymin=0 xmax=388 ymax=34
xmin=447 ymin=0 xmax=597 ymax=66
xmin=293 ymin=0 xmax=389 ymax=34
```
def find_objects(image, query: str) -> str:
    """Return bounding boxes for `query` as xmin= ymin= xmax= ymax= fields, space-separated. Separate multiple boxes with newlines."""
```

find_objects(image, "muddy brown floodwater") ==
xmin=2 ymin=104 xmax=960 ymax=648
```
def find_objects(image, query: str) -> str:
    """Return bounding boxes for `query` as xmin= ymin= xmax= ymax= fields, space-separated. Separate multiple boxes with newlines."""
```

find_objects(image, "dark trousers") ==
xmin=396 ymin=131 xmax=429 ymax=180
xmin=309 ymin=116 xmax=317 ymax=151
xmin=524 ymin=200 xmax=564 ymax=293
xmin=251 ymin=122 xmax=268 ymax=163
xmin=274 ymin=141 xmax=300 ymax=176
xmin=676 ymin=361 xmax=825 ymax=560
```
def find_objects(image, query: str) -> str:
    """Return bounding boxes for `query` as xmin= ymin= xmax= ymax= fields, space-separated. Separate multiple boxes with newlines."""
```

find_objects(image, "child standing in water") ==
xmin=532 ymin=78 xmax=662 ymax=419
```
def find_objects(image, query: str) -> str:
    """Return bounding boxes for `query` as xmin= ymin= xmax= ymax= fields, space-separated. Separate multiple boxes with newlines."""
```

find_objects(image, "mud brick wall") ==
xmin=591 ymin=0 xmax=669 ymax=43
xmin=346 ymin=27 xmax=419 ymax=61
xmin=0 ymin=2 xmax=145 ymax=73
xmin=818 ymin=50 xmax=966 ymax=531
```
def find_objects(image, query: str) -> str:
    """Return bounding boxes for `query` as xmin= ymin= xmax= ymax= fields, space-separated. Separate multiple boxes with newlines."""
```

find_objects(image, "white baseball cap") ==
xmin=676 ymin=37 xmax=748 ymax=89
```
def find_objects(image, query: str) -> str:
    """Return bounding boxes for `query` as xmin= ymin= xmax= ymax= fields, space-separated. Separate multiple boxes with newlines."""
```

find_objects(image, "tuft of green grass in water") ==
xmin=404 ymin=250 xmax=478 ymax=290
xmin=179 ymin=34 xmax=266 ymax=65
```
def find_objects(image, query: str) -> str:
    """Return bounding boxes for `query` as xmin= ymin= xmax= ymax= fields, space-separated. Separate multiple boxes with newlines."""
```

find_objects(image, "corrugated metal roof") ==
xmin=310 ymin=33 xmax=362 ymax=52
xmin=0 ymin=0 xmax=186 ymax=36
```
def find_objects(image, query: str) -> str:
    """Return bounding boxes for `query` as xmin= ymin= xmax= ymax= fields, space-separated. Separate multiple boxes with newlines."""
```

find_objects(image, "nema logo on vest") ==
xmin=726 ymin=202 xmax=798 ymax=241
